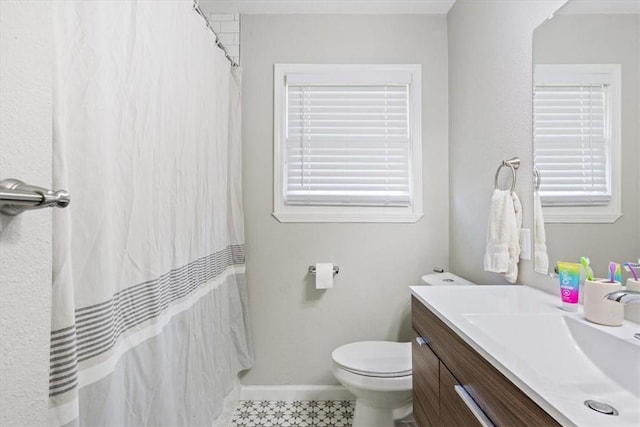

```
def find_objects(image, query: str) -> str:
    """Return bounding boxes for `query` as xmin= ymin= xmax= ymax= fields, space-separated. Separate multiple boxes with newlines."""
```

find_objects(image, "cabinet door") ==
xmin=440 ymin=362 xmax=492 ymax=427
xmin=412 ymin=329 xmax=439 ymax=427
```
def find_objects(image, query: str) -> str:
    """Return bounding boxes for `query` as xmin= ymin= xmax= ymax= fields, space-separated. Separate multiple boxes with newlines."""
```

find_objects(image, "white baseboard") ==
xmin=239 ymin=385 xmax=354 ymax=401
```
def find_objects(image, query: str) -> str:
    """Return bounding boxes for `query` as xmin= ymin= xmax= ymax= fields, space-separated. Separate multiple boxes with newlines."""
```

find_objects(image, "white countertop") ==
xmin=410 ymin=285 xmax=640 ymax=427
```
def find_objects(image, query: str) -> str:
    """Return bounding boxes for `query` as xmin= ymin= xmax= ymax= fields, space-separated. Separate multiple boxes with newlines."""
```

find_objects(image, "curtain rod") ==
xmin=192 ymin=0 xmax=239 ymax=67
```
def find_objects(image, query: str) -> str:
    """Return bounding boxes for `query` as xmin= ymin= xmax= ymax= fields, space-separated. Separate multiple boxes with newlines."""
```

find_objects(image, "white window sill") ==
xmin=272 ymin=207 xmax=423 ymax=223
xmin=543 ymin=210 xmax=622 ymax=224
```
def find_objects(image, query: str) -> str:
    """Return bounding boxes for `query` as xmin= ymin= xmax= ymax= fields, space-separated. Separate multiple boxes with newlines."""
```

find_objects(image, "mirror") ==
xmin=532 ymin=0 xmax=639 ymax=277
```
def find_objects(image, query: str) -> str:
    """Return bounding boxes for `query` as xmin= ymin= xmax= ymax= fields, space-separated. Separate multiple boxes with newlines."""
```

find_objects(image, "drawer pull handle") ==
xmin=416 ymin=336 xmax=428 ymax=346
xmin=454 ymin=385 xmax=495 ymax=427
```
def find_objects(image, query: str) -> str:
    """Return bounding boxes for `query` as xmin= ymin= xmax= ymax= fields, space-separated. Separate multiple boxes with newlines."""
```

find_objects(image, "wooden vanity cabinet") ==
xmin=411 ymin=296 xmax=560 ymax=427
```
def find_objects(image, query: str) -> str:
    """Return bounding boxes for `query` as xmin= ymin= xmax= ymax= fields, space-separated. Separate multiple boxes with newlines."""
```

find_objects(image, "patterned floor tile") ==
xmin=229 ymin=400 xmax=355 ymax=427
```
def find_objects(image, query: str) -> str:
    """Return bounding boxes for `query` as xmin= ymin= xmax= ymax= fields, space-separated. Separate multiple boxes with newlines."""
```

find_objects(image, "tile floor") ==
xmin=229 ymin=400 xmax=355 ymax=427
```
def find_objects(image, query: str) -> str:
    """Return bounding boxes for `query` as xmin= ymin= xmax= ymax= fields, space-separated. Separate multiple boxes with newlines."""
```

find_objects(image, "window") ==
xmin=273 ymin=64 xmax=423 ymax=223
xmin=534 ymin=64 xmax=621 ymax=223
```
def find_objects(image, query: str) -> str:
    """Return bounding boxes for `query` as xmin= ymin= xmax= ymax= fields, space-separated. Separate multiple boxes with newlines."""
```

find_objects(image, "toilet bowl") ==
xmin=331 ymin=341 xmax=412 ymax=427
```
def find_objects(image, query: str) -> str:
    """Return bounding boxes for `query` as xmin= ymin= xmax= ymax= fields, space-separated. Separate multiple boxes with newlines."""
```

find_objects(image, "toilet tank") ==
xmin=421 ymin=272 xmax=476 ymax=286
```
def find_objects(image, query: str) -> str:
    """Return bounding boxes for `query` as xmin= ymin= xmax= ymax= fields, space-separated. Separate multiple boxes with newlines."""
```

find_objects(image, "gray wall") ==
xmin=0 ymin=1 xmax=53 ymax=425
xmin=448 ymin=0 xmax=565 ymax=293
xmin=241 ymin=14 xmax=449 ymax=385
xmin=534 ymin=14 xmax=640 ymax=279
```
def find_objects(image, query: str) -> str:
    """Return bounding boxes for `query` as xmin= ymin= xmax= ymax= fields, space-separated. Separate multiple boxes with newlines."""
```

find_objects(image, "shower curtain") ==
xmin=50 ymin=1 xmax=253 ymax=425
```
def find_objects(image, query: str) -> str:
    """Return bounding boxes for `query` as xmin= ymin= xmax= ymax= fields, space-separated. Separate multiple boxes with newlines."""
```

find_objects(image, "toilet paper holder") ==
xmin=308 ymin=265 xmax=340 ymax=276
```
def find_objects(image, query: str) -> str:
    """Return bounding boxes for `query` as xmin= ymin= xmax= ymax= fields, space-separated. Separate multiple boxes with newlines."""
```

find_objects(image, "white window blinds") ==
xmin=285 ymin=73 xmax=412 ymax=206
xmin=534 ymin=67 xmax=613 ymax=206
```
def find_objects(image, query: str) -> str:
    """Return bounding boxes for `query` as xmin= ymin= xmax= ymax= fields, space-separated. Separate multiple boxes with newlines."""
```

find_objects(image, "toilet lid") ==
xmin=332 ymin=341 xmax=411 ymax=378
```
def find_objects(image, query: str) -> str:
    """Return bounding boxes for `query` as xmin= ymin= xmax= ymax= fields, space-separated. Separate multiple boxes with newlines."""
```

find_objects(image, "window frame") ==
xmin=272 ymin=64 xmax=423 ymax=223
xmin=534 ymin=64 xmax=622 ymax=223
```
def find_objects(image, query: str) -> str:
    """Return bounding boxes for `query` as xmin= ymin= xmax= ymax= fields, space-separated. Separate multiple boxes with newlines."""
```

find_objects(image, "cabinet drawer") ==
xmin=440 ymin=361 xmax=491 ymax=427
xmin=412 ymin=296 xmax=559 ymax=426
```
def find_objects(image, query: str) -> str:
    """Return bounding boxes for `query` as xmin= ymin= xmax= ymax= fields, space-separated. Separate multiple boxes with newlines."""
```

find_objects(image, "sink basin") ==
xmin=463 ymin=313 xmax=640 ymax=397
xmin=565 ymin=315 xmax=640 ymax=397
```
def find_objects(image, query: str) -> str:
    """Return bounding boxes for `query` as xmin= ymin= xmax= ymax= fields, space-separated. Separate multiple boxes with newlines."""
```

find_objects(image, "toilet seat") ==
xmin=331 ymin=341 xmax=411 ymax=378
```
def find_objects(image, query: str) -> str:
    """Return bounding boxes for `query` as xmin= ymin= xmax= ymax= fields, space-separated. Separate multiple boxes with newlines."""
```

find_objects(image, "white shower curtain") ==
xmin=50 ymin=1 xmax=253 ymax=425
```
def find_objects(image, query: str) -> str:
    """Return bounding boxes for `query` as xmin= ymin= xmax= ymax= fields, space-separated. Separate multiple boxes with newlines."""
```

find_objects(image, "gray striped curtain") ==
xmin=50 ymin=2 xmax=253 ymax=425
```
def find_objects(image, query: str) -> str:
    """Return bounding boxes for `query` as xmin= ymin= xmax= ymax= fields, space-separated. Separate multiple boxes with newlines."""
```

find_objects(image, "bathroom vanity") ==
xmin=410 ymin=285 xmax=640 ymax=427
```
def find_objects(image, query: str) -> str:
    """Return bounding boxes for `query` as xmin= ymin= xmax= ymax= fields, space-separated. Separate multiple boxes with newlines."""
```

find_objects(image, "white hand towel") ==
xmin=504 ymin=191 xmax=522 ymax=283
xmin=484 ymin=189 xmax=517 ymax=275
xmin=533 ymin=191 xmax=549 ymax=275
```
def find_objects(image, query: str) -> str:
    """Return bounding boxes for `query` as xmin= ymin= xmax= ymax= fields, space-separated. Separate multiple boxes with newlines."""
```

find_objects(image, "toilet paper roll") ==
xmin=315 ymin=263 xmax=334 ymax=289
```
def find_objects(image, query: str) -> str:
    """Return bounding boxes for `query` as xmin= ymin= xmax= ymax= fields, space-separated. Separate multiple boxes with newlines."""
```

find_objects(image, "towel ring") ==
xmin=494 ymin=157 xmax=520 ymax=193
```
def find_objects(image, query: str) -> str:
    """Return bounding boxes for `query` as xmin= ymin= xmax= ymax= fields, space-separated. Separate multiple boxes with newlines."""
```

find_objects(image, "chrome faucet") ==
xmin=604 ymin=290 xmax=640 ymax=341
xmin=604 ymin=290 xmax=640 ymax=304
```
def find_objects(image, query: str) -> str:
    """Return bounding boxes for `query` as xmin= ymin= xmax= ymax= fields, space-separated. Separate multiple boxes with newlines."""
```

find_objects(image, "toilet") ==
xmin=331 ymin=272 xmax=476 ymax=427
xmin=332 ymin=341 xmax=412 ymax=427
